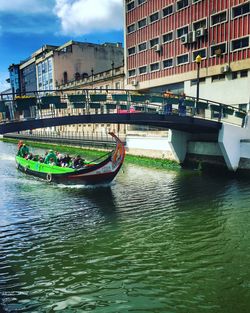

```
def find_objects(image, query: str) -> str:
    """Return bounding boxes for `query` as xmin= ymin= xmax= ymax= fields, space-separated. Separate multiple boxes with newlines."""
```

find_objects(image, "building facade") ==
xmin=8 ymin=64 xmax=21 ymax=94
xmin=56 ymin=65 xmax=126 ymax=137
xmin=36 ymin=41 xmax=124 ymax=92
xmin=125 ymin=0 xmax=250 ymax=105
xmin=19 ymin=45 xmax=58 ymax=94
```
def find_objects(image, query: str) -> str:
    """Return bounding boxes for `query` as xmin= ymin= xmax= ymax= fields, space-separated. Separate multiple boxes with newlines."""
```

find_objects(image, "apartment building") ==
xmin=125 ymin=0 xmax=250 ymax=105
xmin=19 ymin=45 xmax=58 ymax=94
xmin=36 ymin=41 xmax=124 ymax=92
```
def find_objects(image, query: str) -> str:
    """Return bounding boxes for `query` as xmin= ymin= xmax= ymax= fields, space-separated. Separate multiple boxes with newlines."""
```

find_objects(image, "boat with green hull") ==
xmin=16 ymin=133 xmax=125 ymax=185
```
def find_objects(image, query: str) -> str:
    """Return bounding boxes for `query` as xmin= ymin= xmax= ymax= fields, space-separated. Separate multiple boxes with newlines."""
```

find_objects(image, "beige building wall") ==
xmin=52 ymin=41 xmax=124 ymax=87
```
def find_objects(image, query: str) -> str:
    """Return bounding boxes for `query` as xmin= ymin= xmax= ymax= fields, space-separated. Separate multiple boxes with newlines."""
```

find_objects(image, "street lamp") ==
xmin=195 ymin=54 xmax=202 ymax=104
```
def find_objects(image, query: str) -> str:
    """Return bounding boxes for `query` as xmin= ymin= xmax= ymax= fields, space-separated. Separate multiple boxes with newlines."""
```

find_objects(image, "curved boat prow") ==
xmin=109 ymin=132 xmax=126 ymax=166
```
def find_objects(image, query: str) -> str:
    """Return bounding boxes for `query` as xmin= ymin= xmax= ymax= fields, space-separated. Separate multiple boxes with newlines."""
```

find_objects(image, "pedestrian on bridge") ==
xmin=163 ymin=89 xmax=173 ymax=115
xmin=178 ymin=92 xmax=186 ymax=116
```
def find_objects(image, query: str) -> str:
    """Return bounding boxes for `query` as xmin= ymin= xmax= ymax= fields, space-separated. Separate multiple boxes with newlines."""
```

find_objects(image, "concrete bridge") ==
xmin=0 ymin=89 xmax=249 ymax=172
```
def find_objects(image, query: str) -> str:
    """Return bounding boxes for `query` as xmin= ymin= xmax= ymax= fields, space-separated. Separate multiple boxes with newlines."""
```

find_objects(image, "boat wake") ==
xmin=56 ymin=181 xmax=115 ymax=189
xmin=0 ymin=154 xmax=15 ymax=161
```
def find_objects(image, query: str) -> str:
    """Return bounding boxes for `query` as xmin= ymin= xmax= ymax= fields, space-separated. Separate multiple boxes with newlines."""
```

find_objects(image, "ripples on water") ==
xmin=0 ymin=142 xmax=250 ymax=313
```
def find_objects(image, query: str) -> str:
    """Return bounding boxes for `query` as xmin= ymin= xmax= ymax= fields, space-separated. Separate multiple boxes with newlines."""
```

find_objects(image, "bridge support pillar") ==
xmin=218 ymin=120 xmax=250 ymax=171
xmin=168 ymin=130 xmax=191 ymax=163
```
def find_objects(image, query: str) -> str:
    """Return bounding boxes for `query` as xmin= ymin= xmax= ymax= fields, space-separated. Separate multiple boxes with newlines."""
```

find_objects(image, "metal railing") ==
xmin=0 ymin=88 xmax=248 ymax=128
xmin=5 ymin=130 xmax=126 ymax=149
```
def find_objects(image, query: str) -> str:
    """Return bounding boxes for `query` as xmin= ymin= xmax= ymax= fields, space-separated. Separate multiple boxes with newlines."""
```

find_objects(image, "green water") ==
xmin=0 ymin=142 xmax=249 ymax=313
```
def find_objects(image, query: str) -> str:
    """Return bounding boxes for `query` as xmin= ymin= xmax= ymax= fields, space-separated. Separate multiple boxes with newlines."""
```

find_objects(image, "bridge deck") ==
xmin=0 ymin=113 xmax=222 ymax=135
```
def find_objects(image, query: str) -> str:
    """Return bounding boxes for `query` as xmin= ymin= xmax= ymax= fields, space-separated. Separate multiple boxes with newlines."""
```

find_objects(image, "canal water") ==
xmin=0 ymin=141 xmax=249 ymax=313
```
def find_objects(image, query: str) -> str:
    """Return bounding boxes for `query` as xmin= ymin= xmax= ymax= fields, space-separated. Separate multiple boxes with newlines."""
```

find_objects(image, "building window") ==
xmin=63 ymin=71 xmax=68 ymax=84
xmin=231 ymin=37 xmax=249 ymax=51
xmin=176 ymin=0 xmax=189 ymax=11
xmin=211 ymin=11 xmax=227 ymax=26
xmin=127 ymin=1 xmax=134 ymax=11
xmin=193 ymin=18 xmax=207 ymax=30
xmin=232 ymin=2 xmax=250 ymax=19
xmin=150 ymin=37 xmax=159 ymax=48
xmin=128 ymin=69 xmax=136 ymax=77
xmin=127 ymin=24 xmax=135 ymax=33
xmin=177 ymin=26 xmax=188 ymax=38
xmin=232 ymin=72 xmax=238 ymax=80
xmin=177 ymin=54 xmax=189 ymax=65
xmin=210 ymin=43 xmax=227 ymax=57
xmin=139 ymin=66 xmax=147 ymax=74
xmin=192 ymin=0 xmax=202 ymax=3
xmin=138 ymin=0 xmax=146 ymax=5
xmin=138 ymin=18 xmax=147 ymax=29
xmin=115 ymin=82 xmax=121 ymax=89
xmin=163 ymin=4 xmax=174 ymax=17
xmin=240 ymin=70 xmax=248 ymax=78
xmin=150 ymin=62 xmax=160 ymax=72
xmin=149 ymin=12 xmax=159 ymax=23
xmin=163 ymin=58 xmax=173 ymax=68
xmin=191 ymin=77 xmax=206 ymax=85
xmin=128 ymin=47 xmax=136 ymax=55
xmin=192 ymin=49 xmax=206 ymax=61
xmin=212 ymin=74 xmax=225 ymax=82
xmin=138 ymin=42 xmax=147 ymax=51
xmin=231 ymin=71 xmax=248 ymax=80
xmin=163 ymin=32 xmax=173 ymax=43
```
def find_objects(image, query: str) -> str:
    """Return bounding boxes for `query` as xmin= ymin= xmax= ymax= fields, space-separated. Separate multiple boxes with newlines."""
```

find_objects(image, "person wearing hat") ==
xmin=44 ymin=150 xmax=57 ymax=164
xmin=17 ymin=140 xmax=24 ymax=156
xmin=19 ymin=143 xmax=29 ymax=158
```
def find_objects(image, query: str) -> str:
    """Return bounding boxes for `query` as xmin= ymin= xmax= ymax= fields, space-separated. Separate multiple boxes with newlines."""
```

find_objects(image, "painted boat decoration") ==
xmin=15 ymin=132 xmax=125 ymax=185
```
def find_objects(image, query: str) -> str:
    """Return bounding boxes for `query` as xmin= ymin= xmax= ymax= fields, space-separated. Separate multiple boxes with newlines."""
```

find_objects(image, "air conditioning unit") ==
xmin=196 ymin=27 xmax=206 ymax=37
xmin=153 ymin=44 xmax=162 ymax=52
xmin=180 ymin=34 xmax=188 ymax=44
xmin=131 ymin=79 xmax=138 ymax=86
xmin=220 ymin=65 xmax=230 ymax=74
xmin=188 ymin=31 xmax=197 ymax=43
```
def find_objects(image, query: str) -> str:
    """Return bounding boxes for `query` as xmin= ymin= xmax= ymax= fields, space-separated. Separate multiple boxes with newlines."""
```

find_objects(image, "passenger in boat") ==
xmin=73 ymin=155 xmax=85 ymax=169
xmin=38 ymin=156 xmax=44 ymax=163
xmin=17 ymin=140 xmax=23 ymax=150
xmin=56 ymin=152 xmax=63 ymax=165
xmin=44 ymin=150 xmax=57 ymax=164
xmin=17 ymin=140 xmax=24 ymax=156
xmin=20 ymin=144 xmax=29 ymax=158
xmin=61 ymin=154 xmax=71 ymax=167
xmin=26 ymin=153 xmax=34 ymax=160
xmin=49 ymin=157 xmax=56 ymax=166
xmin=178 ymin=92 xmax=186 ymax=116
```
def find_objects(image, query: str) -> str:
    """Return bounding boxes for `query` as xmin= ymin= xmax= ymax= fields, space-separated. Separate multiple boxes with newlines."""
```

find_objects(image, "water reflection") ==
xmin=0 ymin=141 xmax=250 ymax=313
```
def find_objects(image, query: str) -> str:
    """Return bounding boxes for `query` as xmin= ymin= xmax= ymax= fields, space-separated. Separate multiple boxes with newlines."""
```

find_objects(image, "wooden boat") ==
xmin=15 ymin=132 xmax=125 ymax=185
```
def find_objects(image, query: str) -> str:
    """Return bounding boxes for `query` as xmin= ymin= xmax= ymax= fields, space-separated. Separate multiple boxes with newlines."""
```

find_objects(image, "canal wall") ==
xmin=4 ymin=132 xmax=250 ymax=171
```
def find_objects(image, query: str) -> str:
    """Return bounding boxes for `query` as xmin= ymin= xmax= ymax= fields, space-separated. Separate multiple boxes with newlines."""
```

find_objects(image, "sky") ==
xmin=0 ymin=0 xmax=124 ymax=92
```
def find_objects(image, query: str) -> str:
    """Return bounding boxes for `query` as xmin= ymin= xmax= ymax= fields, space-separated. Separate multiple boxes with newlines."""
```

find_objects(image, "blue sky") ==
xmin=0 ymin=0 xmax=124 ymax=91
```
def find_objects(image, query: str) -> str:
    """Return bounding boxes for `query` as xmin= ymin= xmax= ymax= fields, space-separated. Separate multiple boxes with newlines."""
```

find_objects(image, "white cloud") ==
xmin=54 ymin=0 xmax=123 ymax=35
xmin=0 ymin=72 xmax=10 ymax=93
xmin=0 ymin=0 xmax=52 ymax=13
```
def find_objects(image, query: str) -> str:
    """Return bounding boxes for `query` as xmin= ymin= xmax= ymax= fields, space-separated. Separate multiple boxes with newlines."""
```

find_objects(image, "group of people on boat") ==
xmin=17 ymin=141 xmax=85 ymax=169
